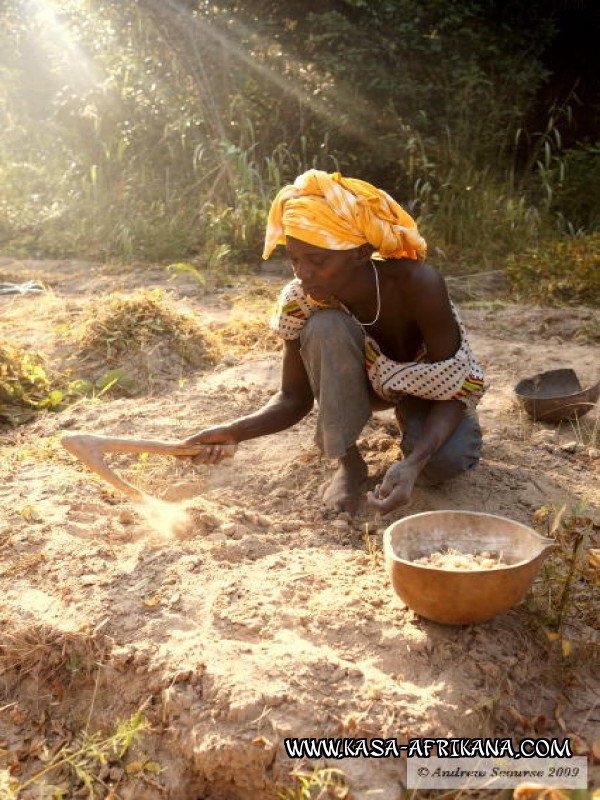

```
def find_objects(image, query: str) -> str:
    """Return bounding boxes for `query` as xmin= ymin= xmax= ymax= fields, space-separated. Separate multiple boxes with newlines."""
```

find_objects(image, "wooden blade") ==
xmin=61 ymin=433 xmax=236 ymax=499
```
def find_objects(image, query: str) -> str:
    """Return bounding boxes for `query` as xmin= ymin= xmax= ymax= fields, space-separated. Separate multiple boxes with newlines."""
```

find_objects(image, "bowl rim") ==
xmin=514 ymin=372 xmax=600 ymax=402
xmin=383 ymin=509 xmax=554 ymax=572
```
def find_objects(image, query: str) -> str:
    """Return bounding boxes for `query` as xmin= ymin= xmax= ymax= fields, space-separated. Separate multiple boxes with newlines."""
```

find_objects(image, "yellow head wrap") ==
xmin=263 ymin=169 xmax=426 ymax=261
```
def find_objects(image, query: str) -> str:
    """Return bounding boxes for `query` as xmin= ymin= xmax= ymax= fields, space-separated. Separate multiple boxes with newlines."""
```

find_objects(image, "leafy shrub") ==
xmin=552 ymin=143 xmax=600 ymax=232
xmin=0 ymin=342 xmax=91 ymax=426
xmin=506 ymin=233 xmax=600 ymax=306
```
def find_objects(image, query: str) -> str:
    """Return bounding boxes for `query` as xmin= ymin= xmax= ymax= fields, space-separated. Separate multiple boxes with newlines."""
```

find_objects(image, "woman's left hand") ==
xmin=366 ymin=459 xmax=421 ymax=514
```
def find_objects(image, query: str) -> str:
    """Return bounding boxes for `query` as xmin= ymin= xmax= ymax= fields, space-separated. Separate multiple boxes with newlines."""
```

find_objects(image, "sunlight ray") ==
xmin=24 ymin=0 xmax=103 ymax=87
xmin=150 ymin=0 xmax=394 ymax=155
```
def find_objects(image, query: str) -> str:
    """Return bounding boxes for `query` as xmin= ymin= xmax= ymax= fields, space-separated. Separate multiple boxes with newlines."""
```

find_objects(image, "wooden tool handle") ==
xmin=62 ymin=434 xmax=237 ymax=458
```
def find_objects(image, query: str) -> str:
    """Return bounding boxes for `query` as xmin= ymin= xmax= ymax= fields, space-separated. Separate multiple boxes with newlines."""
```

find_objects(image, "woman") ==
xmin=184 ymin=170 xmax=485 ymax=515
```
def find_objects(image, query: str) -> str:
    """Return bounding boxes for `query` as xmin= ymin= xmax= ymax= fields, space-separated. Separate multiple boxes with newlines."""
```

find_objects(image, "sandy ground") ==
xmin=0 ymin=257 xmax=598 ymax=799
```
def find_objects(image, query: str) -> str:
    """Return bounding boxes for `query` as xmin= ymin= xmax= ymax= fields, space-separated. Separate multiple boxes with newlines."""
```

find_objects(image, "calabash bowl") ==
xmin=383 ymin=510 xmax=554 ymax=625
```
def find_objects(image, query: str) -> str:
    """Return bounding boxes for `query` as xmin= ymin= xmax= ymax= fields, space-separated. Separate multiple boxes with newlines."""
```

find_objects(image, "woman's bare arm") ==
xmin=182 ymin=339 xmax=314 ymax=462
xmin=368 ymin=264 xmax=466 ymax=512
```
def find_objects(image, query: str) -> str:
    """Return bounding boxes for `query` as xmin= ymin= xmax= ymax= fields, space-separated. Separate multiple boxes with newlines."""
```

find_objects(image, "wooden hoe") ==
xmin=61 ymin=433 xmax=236 ymax=501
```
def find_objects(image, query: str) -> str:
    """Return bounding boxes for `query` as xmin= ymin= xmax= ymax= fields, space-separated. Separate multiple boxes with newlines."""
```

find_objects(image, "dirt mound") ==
xmin=0 ymin=615 xmax=279 ymax=799
xmin=72 ymin=288 xmax=217 ymax=394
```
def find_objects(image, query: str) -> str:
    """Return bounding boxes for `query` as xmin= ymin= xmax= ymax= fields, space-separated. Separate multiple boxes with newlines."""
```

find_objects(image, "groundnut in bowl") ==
xmin=412 ymin=548 xmax=506 ymax=570
xmin=384 ymin=511 xmax=554 ymax=624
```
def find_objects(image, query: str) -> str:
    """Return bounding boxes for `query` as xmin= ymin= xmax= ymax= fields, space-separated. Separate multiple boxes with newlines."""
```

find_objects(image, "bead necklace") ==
xmin=356 ymin=260 xmax=381 ymax=326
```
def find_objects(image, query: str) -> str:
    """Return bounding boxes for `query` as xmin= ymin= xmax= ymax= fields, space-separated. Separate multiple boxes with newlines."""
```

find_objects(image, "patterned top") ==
xmin=270 ymin=279 xmax=486 ymax=409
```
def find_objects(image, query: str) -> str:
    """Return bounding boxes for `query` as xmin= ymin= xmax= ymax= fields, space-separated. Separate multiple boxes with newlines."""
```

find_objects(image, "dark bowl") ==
xmin=514 ymin=368 xmax=600 ymax=423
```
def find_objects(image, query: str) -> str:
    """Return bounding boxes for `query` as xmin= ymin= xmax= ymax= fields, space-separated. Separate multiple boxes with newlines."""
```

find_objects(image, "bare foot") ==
xmin=322 ymin=445 xmax=368 ymax=515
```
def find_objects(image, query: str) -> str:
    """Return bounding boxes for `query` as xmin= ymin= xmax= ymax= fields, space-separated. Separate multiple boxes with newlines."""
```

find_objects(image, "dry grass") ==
xmin=529 ymin=505 xmax=599 ymax=651
xmin=0 ymin=619 xmax=109 ymax=682
xmin=405 ymin=791 xmax=572 ymax=799
xmin=74 ymin=288 xmax=216 ymax=369
xmin=210 ymin=312 xmax=282 ymax=358
xmin=62 ymin=287 xmax=222 ymax=395
xmin=208 ymin=280 xmax=283 ymax=358
xmin=0 ymin=618 xmax=164 ymax=799
xmin=1 ymin=283 xmax=282 ymax=424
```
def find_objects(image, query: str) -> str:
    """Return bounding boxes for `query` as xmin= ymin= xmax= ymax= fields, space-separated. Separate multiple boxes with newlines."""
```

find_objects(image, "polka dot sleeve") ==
xmin=269 ymin=279 xmax=315 ymax=340
xmin=365 ymin=303 xmax=486 ymax=409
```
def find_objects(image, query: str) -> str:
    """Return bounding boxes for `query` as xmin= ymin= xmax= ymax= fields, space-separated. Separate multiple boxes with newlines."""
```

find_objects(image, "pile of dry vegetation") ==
xmin=71 ymin=288 xmax=218 ymax=393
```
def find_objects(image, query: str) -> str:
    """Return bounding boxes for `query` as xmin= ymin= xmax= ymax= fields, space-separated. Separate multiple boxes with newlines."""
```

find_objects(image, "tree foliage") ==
xmin=0 ymin=0 xmax=597 ymax=268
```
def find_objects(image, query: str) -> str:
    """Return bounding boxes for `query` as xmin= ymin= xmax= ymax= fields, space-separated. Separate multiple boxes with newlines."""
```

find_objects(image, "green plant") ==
xmin=552 ymin=143 xmax=600 ymax=232
xmin=4 ymin=710 xmax=152 ymax=799
xmin=94 ymin=368 xmax=139 ymax=396
xmin=167 ymin=261 xmax=207 ymax=286
xmin=506 ymin=232 xmax=600 ymax=306
xmin=0 ymin=0 xmax=585 ymax=268
xmin=417 ymin=164 xmax=546 ymax=269
xmin=0 ymin=342 xmax=94 ymax=426
xmin=529 ymin=504 xmax=598 ymax=648
xmin=278 ymin=766 xmax=347 ymax=800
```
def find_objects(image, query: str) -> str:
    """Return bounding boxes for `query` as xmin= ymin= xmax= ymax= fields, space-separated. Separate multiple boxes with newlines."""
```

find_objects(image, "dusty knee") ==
xmin=419 ymin=448 xmax=480 ymax=485
xmin=401 ymin=408 xmax=483 ymax=485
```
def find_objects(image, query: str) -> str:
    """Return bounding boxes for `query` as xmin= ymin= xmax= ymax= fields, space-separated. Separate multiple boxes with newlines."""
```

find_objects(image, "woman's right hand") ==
xmin=180 ymin=425 xmax=238 ymax=465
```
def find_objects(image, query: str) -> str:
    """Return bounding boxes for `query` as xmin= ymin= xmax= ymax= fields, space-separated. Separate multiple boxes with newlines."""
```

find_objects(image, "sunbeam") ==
xmin=23 ymin=0 xmax=103 ymax=88
xmin=146 ymin=0 xmax=399 ymax=156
